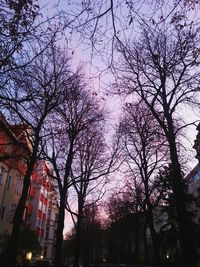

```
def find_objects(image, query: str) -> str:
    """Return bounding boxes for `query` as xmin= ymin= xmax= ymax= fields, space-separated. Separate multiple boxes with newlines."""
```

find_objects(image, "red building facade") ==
xmin=0 ymin=115 xmax=58 ymax=264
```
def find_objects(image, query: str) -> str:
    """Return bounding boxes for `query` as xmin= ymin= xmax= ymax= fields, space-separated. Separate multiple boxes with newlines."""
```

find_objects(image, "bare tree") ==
xmin=59 ymin=0 xmax=199 ymax=74
xmin=104 ymin=189 xmax=145 ymax=265
xmin=80 ymin=203 xmax=103 ymax=266
xmin=1 ymin=41 xmax=73 ymax=267
xmin=0 ymin=0 xmax=39 ymax=72
xmin=0 ymin=0 xmax=64 ymax=121
xmin=63 ymin=203 xmax=103 ymax=267
xmin=118 ymin=102 xmax=167 ymax=264
xmin=43 ymin=82 xmax=107 ymax=267
xmin=66 ymin=126 xmax=118 ymax=267
xmin=115 ymin=21 xmax=200 ymax=267
xmin=123 ymin=178 xmax=148 ymax=264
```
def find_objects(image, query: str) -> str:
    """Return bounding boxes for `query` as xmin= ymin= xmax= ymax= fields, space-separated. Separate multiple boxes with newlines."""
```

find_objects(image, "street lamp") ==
xmin=26 ymin=251 xmax=32 ymax=261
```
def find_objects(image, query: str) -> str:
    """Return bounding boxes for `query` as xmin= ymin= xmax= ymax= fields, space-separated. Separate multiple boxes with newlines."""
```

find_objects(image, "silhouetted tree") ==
xmin=81 ymin=204 xmax=103 ymax=266
xmin=66 ymin=126 xmax=119 ymax=267
xmin=118 ymin=102 xmax=168 ymax=265
xmin=116 ymin=21 xmax=200 ymax=266
xmin=0 ymin=224 xmax=41 ymax=266
xmin=0 ymin=0 xmax=39 ymax=73
xmin=63 ymin=204 xmax=103 ymax=267
xmin=156 ymin=165 xmax=200 ymax=264
xmin=43 ymin=82 xmax=106 ymax=267
xmin=59 ymin=0 xmax=199 ymax=73
xmin=105 ymin=191 xmax=145 ymax=264
xmin=1 ymin=41 xmax=74 ymax=267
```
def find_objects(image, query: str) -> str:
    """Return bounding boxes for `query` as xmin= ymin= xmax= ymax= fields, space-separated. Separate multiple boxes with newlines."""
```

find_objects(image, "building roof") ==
xmin=0 ymin=114 xmax=32 ymax=174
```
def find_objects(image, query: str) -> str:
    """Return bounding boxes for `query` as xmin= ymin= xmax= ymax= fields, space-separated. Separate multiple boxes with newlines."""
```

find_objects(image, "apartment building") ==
xmin=188 ymin=123 xmax=200 ymax=224
xmin=0 ymin=116 xmax=30 ymax=237
xmin=0 ymin=161 xmax=24 ymax=234
xmin=0 ymin=115 xmax=58 ymax=264
xmin=194 ymin=123 xmax=200 ymax=163
xmin=26 ymin=161 xmax=58 ymax=264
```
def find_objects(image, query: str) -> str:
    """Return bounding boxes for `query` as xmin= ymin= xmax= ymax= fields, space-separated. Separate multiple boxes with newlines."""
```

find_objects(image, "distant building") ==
xmin=193 ymin=123 xmax=200 ymax=163
xmin=188 ymin=122 xmax=200 ymax=225
xmin=186 ymin=123 xmax=200 ymax=266
xmin=26 ymin=161 xmax=58 ymax=264
xmin=0 ymin=115 xmax=30 ymax=238
xmin=0 ymin=161 xmax=25 ymax=235
xmin=0 ymin=115 xmax=58 ymax=264
xmin=187 ymin=164 xmax=200 ymax=232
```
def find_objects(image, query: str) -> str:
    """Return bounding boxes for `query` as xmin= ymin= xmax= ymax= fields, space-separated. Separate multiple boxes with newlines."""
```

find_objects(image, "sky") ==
xmin=38 ymin=0 xmax=200 ymax=233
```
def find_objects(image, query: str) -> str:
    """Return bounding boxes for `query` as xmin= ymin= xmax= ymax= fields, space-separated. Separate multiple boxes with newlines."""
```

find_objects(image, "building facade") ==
xmin=0 ymin=117 xmax=29 ymax=238
xmin=26 ymin=161 xmax=58 ymax=264
xmin=0 ymin=115 xmax=58 ymax=264
xmin=188 ymin=123 xmax=200 ymax=224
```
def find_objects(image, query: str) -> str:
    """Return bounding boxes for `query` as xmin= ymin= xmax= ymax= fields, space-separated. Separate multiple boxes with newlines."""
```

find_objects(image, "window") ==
xmin=48 ymin=209 xmax=51 ymax=220
xmin=45 ymin=227 xmax=49 ymax=239
xmin=44 ymin=246 xmax=47 ymax=258
xmin=37 ymin=218 xmax=41 ymax=226
xmin=1 ymin=206 xmax=5 ymax=220
xmin=38 ymin=209 xmax=42 ymax=219
xmin=44 ymin=204 xmax=48 ymax=213
xmin=9 ymin=203 xmax=17 ymax=222
xmin=39 ymin=200 xmax=43 ymax=210
xmin=15 ymin=175 xmax=20 ymax=194
xmin=19 ymin=176 xmax=23 ymax=195
xmin=194 ymin=170 xmax=200 ymax=180
xmin=40 ymin=229 xmax=44 ymax=238
xmin=6 ymin=175 xmax=12 ymax=190
xmin=11 ymin=203 xmax=17 ymax=211
xmin=0 ymin=167 xmax=5 ymax=185
xmin=15 ymin=175 xmax=23 ymax=195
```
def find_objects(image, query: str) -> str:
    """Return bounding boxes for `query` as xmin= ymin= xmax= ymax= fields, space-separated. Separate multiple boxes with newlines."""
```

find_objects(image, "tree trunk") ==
xmin=54 ymin=141 xmax=74 ymax=267
xmin=74 ymin=213 xmax=82 ymax=267
xmin=144 ymin=180 xmax=161 ymax=265
xmin=74 ymin=198 xmax=84 ymax=267
xmin=146 ymin=203 xmax=161 ymax=265
xmin=167 ymin=116 xmax=197 ymax=267
xmin=148 ymin=215 xmax=160 ymax=265
xmin=134 ymin=215 xmax=139 ymax=264
xmin=144 ymin=218 xmax=149 ymax=265
xmin=54 ymin=193 xmax=65 ymax=267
